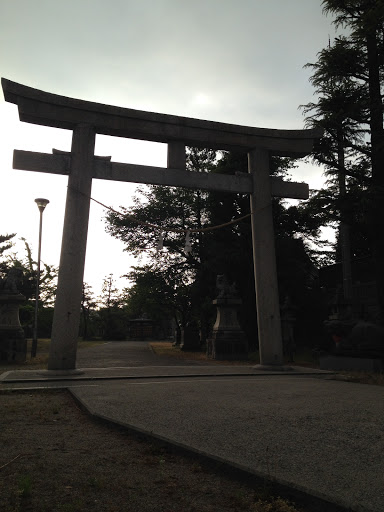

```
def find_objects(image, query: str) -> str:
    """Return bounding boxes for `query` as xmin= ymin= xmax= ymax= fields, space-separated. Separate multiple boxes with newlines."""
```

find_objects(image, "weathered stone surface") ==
xmin=48 ymin=124 xmax=96 ymax=371
xmin=13 ymin=150 xmax=309 ymax=198
xmin=281 ymin=296 xmax=297 ymax=362
xmin=249 ymin=149 xmax=283 ymax=366
xmin=0 ymin=329 xmax=27 ymax=364
xmin=209 ymin=277 xmax=248 ymax=360
xmin=2 ymin=78 xmax=322 ymax=156
xmin=0 ymin=292 xmax=27 ymax=363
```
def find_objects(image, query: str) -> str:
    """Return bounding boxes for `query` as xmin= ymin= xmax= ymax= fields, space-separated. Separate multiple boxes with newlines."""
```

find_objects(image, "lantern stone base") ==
xmin=209 ymin=331 xmax=248 ymax=360
xmin=209 ymin=297 xmax=248 ymax=360
xmin=0 ymin=293 xmax=27 ymax=363
xmin=0 ymin=328 xmax=27 ymax=363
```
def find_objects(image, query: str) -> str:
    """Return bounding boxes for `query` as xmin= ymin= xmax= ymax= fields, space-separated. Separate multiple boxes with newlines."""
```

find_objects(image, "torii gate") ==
xmin=2 ymin=78 xmax=321 ymax=371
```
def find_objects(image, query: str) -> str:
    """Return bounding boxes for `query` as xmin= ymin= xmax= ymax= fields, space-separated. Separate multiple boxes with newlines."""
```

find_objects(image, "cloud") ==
xmin=0 ymin=0 xmax=339 ymax=292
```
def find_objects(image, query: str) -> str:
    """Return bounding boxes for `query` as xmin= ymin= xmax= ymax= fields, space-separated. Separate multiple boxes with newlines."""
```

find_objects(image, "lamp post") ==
xmin=31 ymin=198 xmax=49 ymax=358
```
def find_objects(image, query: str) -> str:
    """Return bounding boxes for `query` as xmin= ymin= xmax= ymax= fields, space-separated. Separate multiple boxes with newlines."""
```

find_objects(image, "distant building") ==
xmin=128 ymin=317 xmax=156 ymax=340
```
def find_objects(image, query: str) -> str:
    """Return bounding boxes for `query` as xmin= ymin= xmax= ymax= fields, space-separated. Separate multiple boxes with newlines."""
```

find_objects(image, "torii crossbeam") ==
xmin=2 ymin=78 xmax=321 ymax=370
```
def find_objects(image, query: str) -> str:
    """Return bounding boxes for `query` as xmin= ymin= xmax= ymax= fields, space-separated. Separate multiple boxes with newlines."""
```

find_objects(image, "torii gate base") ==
xmin=2 ymin=78 xmax=321 ymax=371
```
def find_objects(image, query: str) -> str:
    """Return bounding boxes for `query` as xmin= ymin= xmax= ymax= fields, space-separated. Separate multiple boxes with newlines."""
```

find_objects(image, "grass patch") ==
xmin=18 ymin=473 xmax=32 ymax=499
xmin=150 ymin=342 xmax=257 ymax=365
xmin=150 ymin=342 xmax=320 ymax=368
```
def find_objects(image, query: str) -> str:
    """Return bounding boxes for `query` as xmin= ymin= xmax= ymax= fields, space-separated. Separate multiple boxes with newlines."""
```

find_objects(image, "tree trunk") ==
xmin=366 ymin=29 xmax=384 ymax=324
xmin=337 ymin=125 xmax=353 ymax=314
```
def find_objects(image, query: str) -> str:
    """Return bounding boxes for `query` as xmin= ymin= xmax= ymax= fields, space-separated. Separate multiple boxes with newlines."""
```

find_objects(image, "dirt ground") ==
xmin=1 ymin=342 xmax=381 ymax=511
xmin=0 ymin=390 xmax=305 ymax=512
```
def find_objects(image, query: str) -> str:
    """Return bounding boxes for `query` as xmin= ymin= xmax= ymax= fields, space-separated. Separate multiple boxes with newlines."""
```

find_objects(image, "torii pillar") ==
xmin=2 ymin=78 xmax=322 ymax=371
xmin=49 ymin=125 xmax=96 ymax=369
xmin=249 ymin=148 xmax=283 ymax=367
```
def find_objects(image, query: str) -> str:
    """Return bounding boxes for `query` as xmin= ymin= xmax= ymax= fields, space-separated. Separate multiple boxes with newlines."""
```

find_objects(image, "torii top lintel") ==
xmin=2 ymin=78 xmax=321 ymax=157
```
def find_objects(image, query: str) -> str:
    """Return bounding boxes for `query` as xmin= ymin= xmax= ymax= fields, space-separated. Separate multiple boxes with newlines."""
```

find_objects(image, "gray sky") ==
xmin=0 ymin=0 xmax=338 ymax=294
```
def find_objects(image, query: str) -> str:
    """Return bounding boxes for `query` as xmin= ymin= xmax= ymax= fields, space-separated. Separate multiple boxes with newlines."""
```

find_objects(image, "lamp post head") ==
xmin=35 ymin=198 xmax=49 ymax=213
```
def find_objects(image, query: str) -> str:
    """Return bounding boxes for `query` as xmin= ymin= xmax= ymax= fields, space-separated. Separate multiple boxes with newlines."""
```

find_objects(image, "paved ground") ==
xmin=1 ymin=341 xmax=384 ymax=512
xmin=76 ymin=341 xmax=206 ymax=367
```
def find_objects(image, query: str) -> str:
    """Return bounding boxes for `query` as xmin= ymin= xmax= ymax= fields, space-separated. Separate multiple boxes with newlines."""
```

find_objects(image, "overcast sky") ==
xmin=0 ymin=0 xmax=339 ymax=295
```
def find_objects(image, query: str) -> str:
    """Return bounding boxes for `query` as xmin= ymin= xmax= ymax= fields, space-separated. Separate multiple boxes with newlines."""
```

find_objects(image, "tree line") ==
xmin=0 ymin=236 xmax=127 ymax=340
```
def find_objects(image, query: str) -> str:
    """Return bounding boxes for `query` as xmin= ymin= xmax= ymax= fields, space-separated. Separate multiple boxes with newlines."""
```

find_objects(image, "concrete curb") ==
xmin=69 ymin=387 xmax=358 ymax=512
xmin=0 ymin=366 xmax=334 ymax=384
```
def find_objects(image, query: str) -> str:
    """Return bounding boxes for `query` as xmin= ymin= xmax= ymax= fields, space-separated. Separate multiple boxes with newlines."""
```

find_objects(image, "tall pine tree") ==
xmin=302 ymin=0 xmax=384 ymax=323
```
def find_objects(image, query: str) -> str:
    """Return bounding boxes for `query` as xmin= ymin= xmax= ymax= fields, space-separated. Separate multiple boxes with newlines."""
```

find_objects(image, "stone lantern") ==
xmin=209 ymin=275 xmax=248 ymax=360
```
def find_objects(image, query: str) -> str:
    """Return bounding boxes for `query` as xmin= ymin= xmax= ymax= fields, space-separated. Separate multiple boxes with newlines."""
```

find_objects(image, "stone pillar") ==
xmin=248 ymin=148 xmax=283 ymax=367
xmin=0 ymin=292 xmax=27 ymax=363
xmin=48 ymin=124 xmax=95 ymax=370
xmin=167 ymin=141 xmax=186 ymax=170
